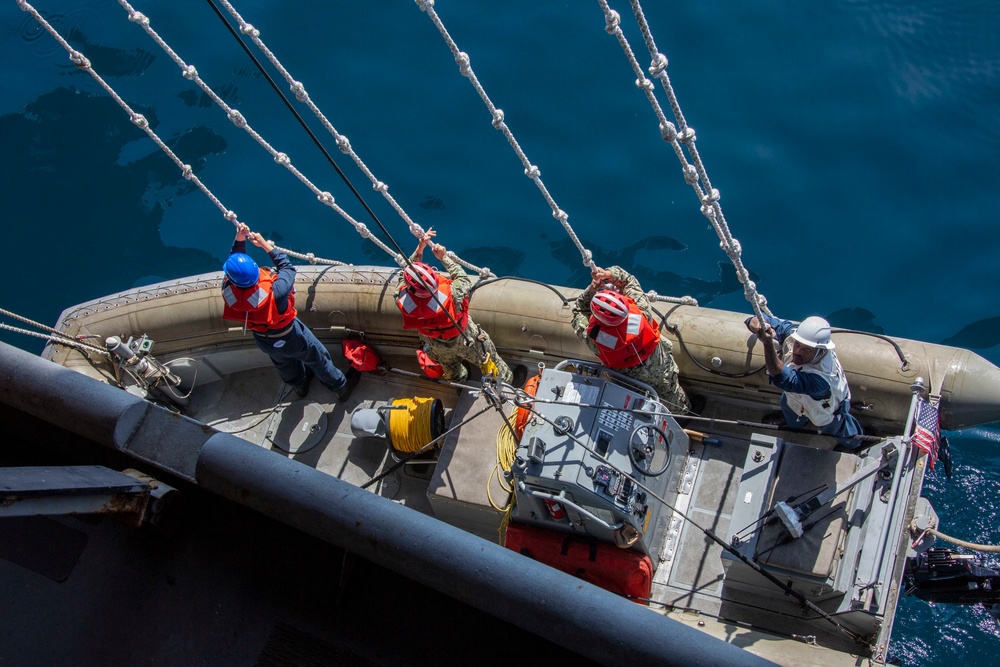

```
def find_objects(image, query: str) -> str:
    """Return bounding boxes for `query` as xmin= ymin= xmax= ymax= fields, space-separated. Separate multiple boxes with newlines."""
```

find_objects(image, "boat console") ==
xmin=510 ymin=361 xmax=689 ymax=560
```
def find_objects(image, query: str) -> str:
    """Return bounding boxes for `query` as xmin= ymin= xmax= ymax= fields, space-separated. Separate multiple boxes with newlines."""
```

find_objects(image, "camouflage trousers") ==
xmin=420 ymin=319 xmax=512 ymax=384
xmin=618 ymin=337 xmax=690 ymax=414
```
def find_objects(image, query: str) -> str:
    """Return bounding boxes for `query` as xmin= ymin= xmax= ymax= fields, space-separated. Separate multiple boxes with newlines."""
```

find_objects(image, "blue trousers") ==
xmin=780 ymin=395 xmax=864 ymax=448
xmin=253 ymin=318 xmax=346 ymax=392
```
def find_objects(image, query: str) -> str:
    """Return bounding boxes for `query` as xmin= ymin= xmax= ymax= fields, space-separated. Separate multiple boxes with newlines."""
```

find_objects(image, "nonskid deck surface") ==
xmin=650 ymin=435 xmax=865 ymax=657
xmin=184 ymin=363 xmax=471 ymax=513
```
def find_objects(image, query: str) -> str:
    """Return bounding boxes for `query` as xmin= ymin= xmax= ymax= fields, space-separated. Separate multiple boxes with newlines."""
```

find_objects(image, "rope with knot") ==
xmin=214 ymin=0 xmax=490 ymax=278
xmin=19 ymin=0 xmax=362 ymax=266
xmin=417 ymin=2 xmax=596 ymax=279
xmin=417 ymin=1 xmax=700 ymax=301
xmin=596 ymin=0 xmax=771 ymax=322
xmin=110 ymin=0 xmax=408 ymax=264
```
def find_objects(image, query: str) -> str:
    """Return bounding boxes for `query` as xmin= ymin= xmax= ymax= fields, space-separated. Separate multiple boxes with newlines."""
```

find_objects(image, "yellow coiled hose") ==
xmin=387 ymin=397 xmax=438 ymax=453
xmin=491 ymin=407 xmax=520 ymax=542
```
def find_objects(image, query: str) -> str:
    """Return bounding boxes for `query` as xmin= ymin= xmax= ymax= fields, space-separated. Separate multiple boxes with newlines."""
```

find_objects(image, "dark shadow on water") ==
xmin=457 ymin=246 xmax=524 ymax=277
xmin=418 ymin=195 xmax=445 ymax=210
xmin=826 ymin=307 xmax=885 ymax=335
xmin=179 ymin=84 xmax=239 ymax=109
xmin=550 ymin=235 xmax=751 ymax=305
xmin=940 ymin=316 xmax=1000 ymax=351
xmin=360 ymin=239 xmax=395 ymax=264
xmin=1 ymin=87 xmax=222 ymax=353
xmin=60 ymin=26 xmax=156 ymax=78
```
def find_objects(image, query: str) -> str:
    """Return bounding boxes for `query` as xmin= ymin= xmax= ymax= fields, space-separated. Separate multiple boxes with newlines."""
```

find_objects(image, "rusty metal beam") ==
xmin=0 ymin=465 xmax=150 ymax=525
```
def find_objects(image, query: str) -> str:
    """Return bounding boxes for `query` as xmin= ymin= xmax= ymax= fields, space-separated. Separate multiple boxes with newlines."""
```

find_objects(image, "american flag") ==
xmin=912 ymin=398 xmax=940 ymax=469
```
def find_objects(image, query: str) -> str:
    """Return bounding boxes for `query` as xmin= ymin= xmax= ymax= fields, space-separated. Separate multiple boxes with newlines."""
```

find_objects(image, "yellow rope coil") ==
xmin=493 ymin=409 xmax=518 ymax=545
xmin=497 ymin=505 xmax=513 ymax=546
xmin=488 ymin=407 xmax=520 ymax=517
xmin=387 ymin=397 xmax=436 ymax=453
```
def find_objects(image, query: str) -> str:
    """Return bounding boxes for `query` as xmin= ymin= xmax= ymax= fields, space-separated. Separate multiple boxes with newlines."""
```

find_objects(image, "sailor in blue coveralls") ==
xmin=221 ymin=223 xmax=359 ymax=401
xmin=746 ymin=314 xmax=863 ymax=448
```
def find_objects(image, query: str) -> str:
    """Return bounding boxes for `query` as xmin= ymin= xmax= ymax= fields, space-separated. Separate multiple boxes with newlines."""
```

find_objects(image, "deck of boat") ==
xmin=181 ymin=342 xmax=877 ymax=666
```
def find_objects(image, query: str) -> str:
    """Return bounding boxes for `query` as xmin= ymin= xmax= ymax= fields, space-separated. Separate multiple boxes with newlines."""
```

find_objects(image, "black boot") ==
xmin=292 ymin=368 xmax=314 ymax=398
xmin=337 ymin=368 xmax=361 ymax=402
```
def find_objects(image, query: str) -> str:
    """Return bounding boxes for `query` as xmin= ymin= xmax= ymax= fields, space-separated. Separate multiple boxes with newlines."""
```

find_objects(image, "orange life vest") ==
xmin=396 ymin=279 xmax=469 ymax=340
xmin=587 ymin=298 xmax=660 ymax=368
xmin=514 ymin=374 xmax=542 ymax=441
xmin=416 ymin=348 xmax=444 ymax=378
xmin=221 ymin=269 xmax=297 ymax=333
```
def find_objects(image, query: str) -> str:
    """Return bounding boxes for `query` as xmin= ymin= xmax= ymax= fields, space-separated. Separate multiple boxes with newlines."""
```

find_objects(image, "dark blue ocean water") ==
xmin=2 ymin=1 xmax=998 ymax=663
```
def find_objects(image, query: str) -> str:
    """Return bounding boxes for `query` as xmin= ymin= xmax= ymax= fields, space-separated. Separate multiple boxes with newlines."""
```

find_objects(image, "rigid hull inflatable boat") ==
xmin=21 ymin=263 xmax=1000 ymax=666
xmin=9 ymin=2 xmax=1000 ymax=664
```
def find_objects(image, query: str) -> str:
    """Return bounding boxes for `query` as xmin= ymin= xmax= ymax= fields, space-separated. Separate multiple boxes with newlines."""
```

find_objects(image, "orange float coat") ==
xmin=396 ymin=280 xmax=469 ymax=340
xmin=221 ymin=269 xmax=297 ymax=333
xmin=586 ymin=298 xmax=660 ymax=369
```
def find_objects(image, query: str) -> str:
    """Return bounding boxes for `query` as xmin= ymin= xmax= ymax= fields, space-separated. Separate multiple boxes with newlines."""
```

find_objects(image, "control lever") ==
xmin=517 ymin=483 xmax=625 ymax=532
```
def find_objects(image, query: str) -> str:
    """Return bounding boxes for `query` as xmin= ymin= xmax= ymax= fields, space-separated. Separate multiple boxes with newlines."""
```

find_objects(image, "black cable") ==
xmin=474 ymin=276 xmax=760 ymax=380
xmin=731 ymin=484 xmax=826 ymax=544
xmin=653 ymin=303 xmax=766 ymax=378
xmin=472 ymin=276 xmax=761 ymax=382
xmin=204 ymin=0 xmax=406 ymax=258
xmin=831 ymin=328 xmax=910 ymax=369
xmin=226 ymin=386 xmax=295 ymax=434
xmin=206 ymin=0 xmax=485 ymax=357
xmin=361 ymin=402 xmax=495 ymax=489
xmin=506 ymin=371 xmax=883 ymax=445
xmin=754 ymin=505 xmax=843 ymax=563
xmin=657 ymin=307 xmax=911 ymax=378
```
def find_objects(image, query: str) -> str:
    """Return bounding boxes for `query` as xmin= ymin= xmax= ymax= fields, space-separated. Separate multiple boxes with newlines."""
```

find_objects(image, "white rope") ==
xmin=17 ymin=0 xmax=348 ymax=266
xmin=417 ymin=2 xmax=699 ymax=304
xmin=415 ymin=0 xmax=596 ymax=274
xmin=0 ymin=321 xmax=108 ymax=356
xmin=0 ymin=305 xmax=69 ymax=338
xmin=216 ymin=2 xmax=491 ymax=279
xmin=278 ymin=248 xmax=348 ymax=266
xmin=0 ymin=302 xmax=111 ymax=353
xmin=927 ymin=528 xmax=1000 ymax=554
xmin=111 ymin=0 xmax=404 ymax=266
xmin=647 ymin=292 xmax=698 ymax=307
xmin=16 ymin=3 xmax=237 ymax=233
xmin=596 ymin=0 xmax=771 ymax=321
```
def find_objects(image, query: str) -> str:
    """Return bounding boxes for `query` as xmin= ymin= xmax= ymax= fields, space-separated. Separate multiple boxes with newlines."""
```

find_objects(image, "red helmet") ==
xmin=403 ymin=262 xmax=438 ymax=297
xmin=591 ymin=290 xmax=629 ymax=326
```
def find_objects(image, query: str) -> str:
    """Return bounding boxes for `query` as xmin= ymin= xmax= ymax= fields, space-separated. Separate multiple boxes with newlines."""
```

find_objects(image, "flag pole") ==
xmin=903 ymin=377 xmax=926 ymax=441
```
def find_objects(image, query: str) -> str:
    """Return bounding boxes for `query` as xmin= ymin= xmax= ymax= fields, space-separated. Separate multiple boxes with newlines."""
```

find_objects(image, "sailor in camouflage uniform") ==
xmin=395 ymin=230 xmax=513 ymax=384
xmin=571 ymin=265 xmax=690 ymax=414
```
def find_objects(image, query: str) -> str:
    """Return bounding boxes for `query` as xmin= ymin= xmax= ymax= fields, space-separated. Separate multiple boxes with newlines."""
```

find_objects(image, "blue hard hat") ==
xmin=223 ymin=253 xmax=259 ymax=288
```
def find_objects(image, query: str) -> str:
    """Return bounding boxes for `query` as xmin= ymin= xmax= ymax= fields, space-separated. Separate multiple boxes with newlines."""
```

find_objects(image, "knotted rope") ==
xmin=215 ymin=0 xmax=491 ymax=278
xmin=596 ymin=0 xmax=771 ymax=321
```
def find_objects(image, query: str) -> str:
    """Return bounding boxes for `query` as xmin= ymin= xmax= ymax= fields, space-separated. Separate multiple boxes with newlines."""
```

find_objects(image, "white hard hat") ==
xmin=790 ymin=316 xmax=834 ymax=350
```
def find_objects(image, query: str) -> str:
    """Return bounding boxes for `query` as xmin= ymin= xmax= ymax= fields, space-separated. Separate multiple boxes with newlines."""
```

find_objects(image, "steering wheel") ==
xmin=628 ymin=423 xmax=672 ymax=477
